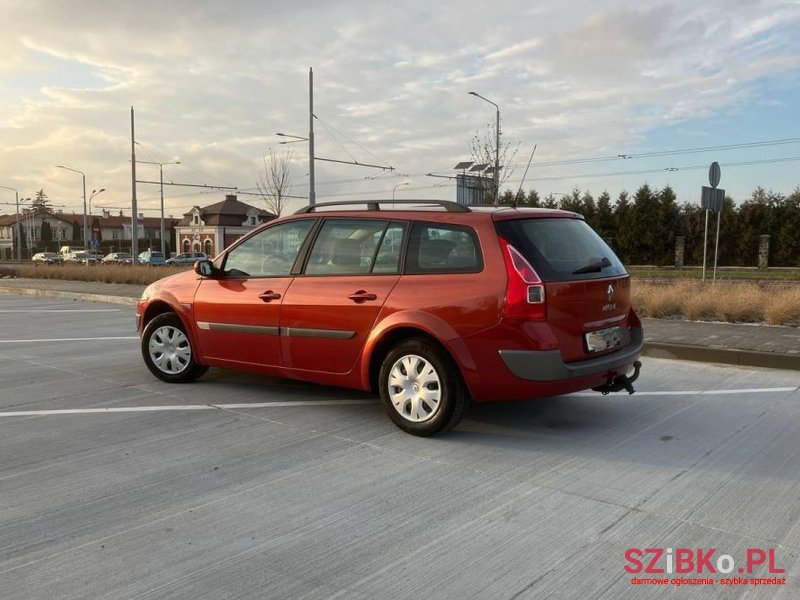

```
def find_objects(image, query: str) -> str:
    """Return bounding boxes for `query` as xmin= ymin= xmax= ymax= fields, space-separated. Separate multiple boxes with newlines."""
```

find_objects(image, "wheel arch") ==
xmin=367 ymin=327 xmax=441 ymax=393
xmin=140 ymin=299 xmax=202 ymax=358
xmin=364 ymin=325 xmax=477 ymax=399
xmin=141 ymin=300 xmax=180 ymax=329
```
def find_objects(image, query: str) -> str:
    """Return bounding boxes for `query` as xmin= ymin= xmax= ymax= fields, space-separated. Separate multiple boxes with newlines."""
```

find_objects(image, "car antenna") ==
xmin=513 ymin=144 xmax=537 ymax=208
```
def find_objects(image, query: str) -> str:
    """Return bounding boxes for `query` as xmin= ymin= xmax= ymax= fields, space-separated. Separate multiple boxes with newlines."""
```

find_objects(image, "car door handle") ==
xmin=348 ymin=290 xmax=377 ymax=303
xmin=258 ymin=291 xmax=282 ymax=302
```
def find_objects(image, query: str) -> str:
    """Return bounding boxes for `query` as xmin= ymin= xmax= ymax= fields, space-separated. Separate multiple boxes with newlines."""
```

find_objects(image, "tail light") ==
xmin=499 ymin=237 xmax=546 ymax=320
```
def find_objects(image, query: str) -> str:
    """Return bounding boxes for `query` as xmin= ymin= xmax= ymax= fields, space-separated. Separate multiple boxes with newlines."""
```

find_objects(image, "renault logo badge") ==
xmin=607 ymin=284 xmax=615 ymax=302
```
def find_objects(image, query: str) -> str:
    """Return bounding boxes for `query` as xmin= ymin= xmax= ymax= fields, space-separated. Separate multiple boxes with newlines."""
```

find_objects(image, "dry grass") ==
xmin=764 ymin=287 xmax=800 ymax=326
xmin=633 ymin=280 xmax=800 ymax=325
xmin=5 ymin=264 xmax=189 ymax=286
xmin=3 ymin=264 xmax=799 ymax=326
xmin=631 ymin=280 xmax=691 ymax=319
xmin=716 ymin=284 xmax=764 ymax=323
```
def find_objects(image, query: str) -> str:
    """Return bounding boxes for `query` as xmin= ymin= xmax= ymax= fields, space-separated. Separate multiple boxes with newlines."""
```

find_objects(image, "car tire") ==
xmin=378 ymin=337 xmax=470 ymax=436
xmin=141 ymin=313 xmax=208 ymax=383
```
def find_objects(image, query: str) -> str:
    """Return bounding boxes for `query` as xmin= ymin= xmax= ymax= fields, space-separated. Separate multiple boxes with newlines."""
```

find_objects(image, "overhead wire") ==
xmin=116 ymin=136 xmax=800 ymax=207
xmin=313 ymin=114 xmax=394 ymax=169
xmin=499 ymin=136 xmax=800 ymax=171
xmin=502 ymin=155 xmax=800 ymax=184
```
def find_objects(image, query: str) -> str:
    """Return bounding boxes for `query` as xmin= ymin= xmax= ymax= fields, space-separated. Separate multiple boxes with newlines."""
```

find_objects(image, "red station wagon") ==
xmin=137 ymin=200 xmax=642 ymax=436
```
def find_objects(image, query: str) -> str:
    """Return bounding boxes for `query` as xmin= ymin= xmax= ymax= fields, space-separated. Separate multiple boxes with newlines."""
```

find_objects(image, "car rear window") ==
xmin=495 ymin=218 xmax=626 ymax=282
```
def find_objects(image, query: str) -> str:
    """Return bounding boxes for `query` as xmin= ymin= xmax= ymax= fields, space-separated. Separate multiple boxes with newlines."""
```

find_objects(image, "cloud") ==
xmin=0 ymin=0 xmax=798 ymax=214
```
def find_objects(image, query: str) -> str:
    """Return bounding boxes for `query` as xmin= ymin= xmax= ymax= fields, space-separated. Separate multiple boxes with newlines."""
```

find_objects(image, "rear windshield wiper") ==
xmin=572 ymin=256 xmax=611 ymax=274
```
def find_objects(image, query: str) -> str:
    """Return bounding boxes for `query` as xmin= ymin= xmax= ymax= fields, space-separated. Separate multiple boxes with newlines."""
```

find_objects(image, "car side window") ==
xmin=406 ymin=222 xmax=483 ymax=274
xmin=223 ymin=220 xmax=313 ymax=277
xmin=372 ymin=222 xmax=407 ymax=274
xmin=305 ymin=219 xmax=394 ymax=275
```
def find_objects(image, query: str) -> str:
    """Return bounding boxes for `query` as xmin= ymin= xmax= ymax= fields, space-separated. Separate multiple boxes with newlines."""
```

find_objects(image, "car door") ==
xmin=192 ymin=219 xmax=314 ymax=368
xmin=280 ymin=219 xmax=407 ymax=374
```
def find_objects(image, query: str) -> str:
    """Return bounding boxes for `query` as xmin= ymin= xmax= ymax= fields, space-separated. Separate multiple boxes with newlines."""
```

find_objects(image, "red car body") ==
xmin=137 ymin=202 xmax=642 ymax=435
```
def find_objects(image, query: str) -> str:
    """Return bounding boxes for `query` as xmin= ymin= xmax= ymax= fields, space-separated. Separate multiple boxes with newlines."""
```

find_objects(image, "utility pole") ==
xmin=159 ymin=163 xmax=166 ymax=256
xmin=82 ymin=174 xmax=87 ymax=246
xmin=131 ymin=107 xmax=139 ymax=264
xmin=0 ymin=185 xmax=21 ymax=261
xmin=309 ymin=67 xmax=316 ymax=206
xmin=136 ymin=160 xmax=180 ymax=257
xmin=276 ymin=68 xmax=394 ymax=205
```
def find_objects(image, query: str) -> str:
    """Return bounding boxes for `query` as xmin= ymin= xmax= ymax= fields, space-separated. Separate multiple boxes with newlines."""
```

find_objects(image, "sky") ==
xmin=1 ymin=0 xmax=799 ymax=219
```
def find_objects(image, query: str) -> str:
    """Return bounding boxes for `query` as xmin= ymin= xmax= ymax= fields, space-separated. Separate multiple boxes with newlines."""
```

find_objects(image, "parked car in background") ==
xmin=165 ymin=251 xmax=208 ymax=266
xmin=32 ymin=252 xmax=63 ymax=265
xmin=102 ymin=252 xmax=133 ymax=265
xmin=137 ymin=199 xmax=643 ymax=436
xmin=62 ymin=252 xmax=98 ymax=265
xmin=138 ymin=250 xmax=166 ymax=266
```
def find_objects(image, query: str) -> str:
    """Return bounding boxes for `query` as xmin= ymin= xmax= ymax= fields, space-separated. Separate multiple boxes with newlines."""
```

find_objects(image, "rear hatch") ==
xmin=495 ymin=215 xmax=633 ymax=363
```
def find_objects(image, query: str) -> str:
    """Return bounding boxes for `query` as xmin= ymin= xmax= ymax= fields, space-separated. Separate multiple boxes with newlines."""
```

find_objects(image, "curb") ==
xmin=0 ymin=286 xmax=138 ymax=306
xmin=642 ymin=342 xmax=800 ymax=372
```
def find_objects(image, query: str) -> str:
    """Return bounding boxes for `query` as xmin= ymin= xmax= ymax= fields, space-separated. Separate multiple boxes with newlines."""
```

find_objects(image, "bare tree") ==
xmin=256 ymin=147 xmax=294 ymax=216
xmin=469 ymin=123 xmax=520 ymax=204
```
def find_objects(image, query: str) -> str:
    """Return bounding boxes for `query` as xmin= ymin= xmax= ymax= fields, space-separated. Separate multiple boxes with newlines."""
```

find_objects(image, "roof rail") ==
xmin=293 ymin=199 xmax=471 ymax=214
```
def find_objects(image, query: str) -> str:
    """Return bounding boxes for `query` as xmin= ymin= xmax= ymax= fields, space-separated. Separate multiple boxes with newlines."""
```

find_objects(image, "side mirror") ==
xmin=194 ymin=260 xmax=216 ymax=278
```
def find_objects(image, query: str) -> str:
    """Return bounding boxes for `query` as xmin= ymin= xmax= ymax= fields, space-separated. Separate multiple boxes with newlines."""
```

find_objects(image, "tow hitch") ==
xmin=593 ymin=361 xmax=641 ymax=395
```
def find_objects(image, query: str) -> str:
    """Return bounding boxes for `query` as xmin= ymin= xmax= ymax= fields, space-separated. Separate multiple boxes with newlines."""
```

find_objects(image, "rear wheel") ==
xmin=141 ymin=313 xmax=208 ymax=383
xmin=379 ymin=338 xmax=469 ymax=436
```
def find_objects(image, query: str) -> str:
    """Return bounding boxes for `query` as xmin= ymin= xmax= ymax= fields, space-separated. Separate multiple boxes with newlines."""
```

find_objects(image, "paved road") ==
xmin=4 ymin=277 xmax=800 ymax=372
xmin=1 ymin=295 xmax=799 ymax=599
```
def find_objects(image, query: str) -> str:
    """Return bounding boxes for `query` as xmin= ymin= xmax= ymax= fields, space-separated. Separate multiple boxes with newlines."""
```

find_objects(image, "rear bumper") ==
xmin=498 ymin=326 xmax=643 ymax=382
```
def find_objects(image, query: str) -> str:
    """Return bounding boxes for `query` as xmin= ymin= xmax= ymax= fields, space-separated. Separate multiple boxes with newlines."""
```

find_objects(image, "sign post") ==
xmin=700 ymin=162 xmax=724 ymax=282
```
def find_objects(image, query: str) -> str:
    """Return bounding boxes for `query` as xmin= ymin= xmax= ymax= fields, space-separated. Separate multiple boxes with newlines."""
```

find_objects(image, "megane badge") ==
xmin=602 ymin=284 xmax=617 ymax=312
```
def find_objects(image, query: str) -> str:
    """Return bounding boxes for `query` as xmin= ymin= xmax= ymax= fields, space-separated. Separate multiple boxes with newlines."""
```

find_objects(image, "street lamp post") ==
xmin=88 ymin=188 xmax=106 ymax=251
xmin=19 ymin=197 xmax=32 ymax=258
xmin=88 ymin=188 xmax=106 ymax=216
xmin=136 ymin=160 xmax=180 ymax=257
xmin=392 ymin=182 xmax=410 ymax=200
xmin=56 ymin=165 xmax=87 ymax=249
xmin=468 ymin=92 xmax=500 ymax=206
xmin=0 ymin=184 xmax=22 ymax=261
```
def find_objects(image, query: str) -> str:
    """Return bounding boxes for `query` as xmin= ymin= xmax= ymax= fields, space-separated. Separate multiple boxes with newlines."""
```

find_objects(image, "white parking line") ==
xmin=573 ymin=387 xmax=798 ymax=397
xmin=0 ymin=387 xmax=795 ymax=418
xmin=0 ymin=309 xmax=121 ymax=313
xmin=0 ymin=336 xmax=139 ymax=343
xmin=0 ymin=400 xmax=376 ymax=417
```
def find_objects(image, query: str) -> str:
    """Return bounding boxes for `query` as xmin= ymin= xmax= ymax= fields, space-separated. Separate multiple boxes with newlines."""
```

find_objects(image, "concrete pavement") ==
xmin=1 ymin=276 xmax=798 ymax=371
xmin=2 ymin=295 xmax=799 ymax=599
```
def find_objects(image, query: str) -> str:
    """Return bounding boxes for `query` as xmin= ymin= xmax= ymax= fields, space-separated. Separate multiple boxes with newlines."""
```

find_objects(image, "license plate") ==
xmin=585 ymin=326 xmax=627 ymax=353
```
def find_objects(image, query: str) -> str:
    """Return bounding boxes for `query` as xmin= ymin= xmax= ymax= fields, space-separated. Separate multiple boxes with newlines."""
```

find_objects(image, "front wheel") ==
xmin=378 ymin=338 xmax=469 ymax=436
xmin=141 ymin=313 xmax=208 ymax=383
